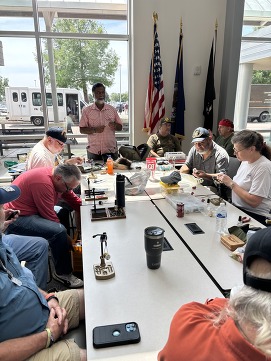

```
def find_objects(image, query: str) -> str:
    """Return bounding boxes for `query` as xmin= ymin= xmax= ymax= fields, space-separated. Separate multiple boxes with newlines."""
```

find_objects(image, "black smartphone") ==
xmin=6 ymin=210 xmax=19 ymax=221
xmin=93 ymin=322 xmax=140 ymax=348
xmin=185 ymin=222 xmax=204 ymax=234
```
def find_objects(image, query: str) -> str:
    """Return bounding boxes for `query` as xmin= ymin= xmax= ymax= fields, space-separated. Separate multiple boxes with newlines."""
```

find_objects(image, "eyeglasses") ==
xmin=233 ymin=147 xmax=247 ymax=154
xmin=55 ymin=139 xmax=64 ymax=147
xmin=63 ymin=180 xmax=73 ymax=192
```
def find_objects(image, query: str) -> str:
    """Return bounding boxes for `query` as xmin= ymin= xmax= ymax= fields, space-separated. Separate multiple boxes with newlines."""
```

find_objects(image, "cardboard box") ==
xmin=71 ymin=245 xmax=83 ymax=273
xmin=221 ymin=234 xmax=245 ymax=251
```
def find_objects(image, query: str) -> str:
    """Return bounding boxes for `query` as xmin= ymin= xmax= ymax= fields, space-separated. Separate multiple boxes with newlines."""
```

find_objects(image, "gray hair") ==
xmin=232 ymin=129 xmax=271 ymax=160
xmin=211 ymin=265 xmax=271 ymax=356
xmin=54 ymin=164 xmax=81 ymax=183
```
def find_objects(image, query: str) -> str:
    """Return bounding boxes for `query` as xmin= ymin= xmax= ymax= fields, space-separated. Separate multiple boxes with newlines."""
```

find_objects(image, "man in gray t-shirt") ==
xmin=180 ymin=127 xmax=229 ymax=187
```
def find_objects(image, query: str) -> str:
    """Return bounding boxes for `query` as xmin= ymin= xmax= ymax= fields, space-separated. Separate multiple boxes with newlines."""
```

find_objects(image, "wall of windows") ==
xmin=234 ymin=0 xmax=271 ymax=143
xmin=0 ymin=0 xmax=130 ymax=145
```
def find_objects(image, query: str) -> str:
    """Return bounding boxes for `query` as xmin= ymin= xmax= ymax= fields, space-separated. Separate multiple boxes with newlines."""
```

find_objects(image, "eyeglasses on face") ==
xmin=55 ymin=139 xmax=64 ymax=147
xmin=63 ymin=180 xmax=73 ymax=192
xmin=233 ymin=147 xmax=247 ymax=154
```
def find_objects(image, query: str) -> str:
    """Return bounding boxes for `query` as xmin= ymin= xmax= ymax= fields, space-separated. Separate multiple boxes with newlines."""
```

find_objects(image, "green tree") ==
xmin=110 ymin=92 xmax=120 ymax=102
xmin=121 ymin=92 xmax=128 ymax=103
xmin=110 ymin=92 xmax=128 ymax=102
xmin=43 ymin=19 xmax=119 ymax=102
xmin=0 ymin=76 xmax=9 ymax=101
xmin=252 ymin=70 xmax=271 ymax=84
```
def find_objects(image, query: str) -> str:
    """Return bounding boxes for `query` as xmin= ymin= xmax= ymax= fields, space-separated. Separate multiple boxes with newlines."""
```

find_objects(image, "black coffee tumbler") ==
xmin=116 ymin=174 xmax=125 ymax=208
xmin=144 ymin=226 xmax=165 ymax=269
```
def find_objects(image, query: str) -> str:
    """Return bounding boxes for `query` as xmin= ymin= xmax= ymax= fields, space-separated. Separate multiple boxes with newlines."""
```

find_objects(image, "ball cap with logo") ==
xmin=243 ymin=227 xmax=271 ymax=292
xmin=0 ymin=185 xmax=21 ymax=205
xmin=46 ymin=127 xmax=67 ymax=144
xmin=160 ymin=118 xmax=173 ymax=127
xmin=191 ymin=127 xmax=210 ymax=143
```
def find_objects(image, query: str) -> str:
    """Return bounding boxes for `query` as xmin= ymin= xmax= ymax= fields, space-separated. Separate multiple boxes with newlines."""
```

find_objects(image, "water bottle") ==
xmin=116 ymin=174 xmax=125 ymax=208
xmin=106 ymin=155 xmax=114 ymax=175
xmin=216 ymin=202 xmax=227 ymax=234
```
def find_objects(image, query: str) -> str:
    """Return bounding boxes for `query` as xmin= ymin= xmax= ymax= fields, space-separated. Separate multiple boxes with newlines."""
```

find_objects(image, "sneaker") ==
xmin=53 ymin=272 xmax=84 ymax=288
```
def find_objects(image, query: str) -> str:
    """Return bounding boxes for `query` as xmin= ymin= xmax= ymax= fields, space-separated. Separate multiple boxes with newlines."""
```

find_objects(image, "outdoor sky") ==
xmin=0 ymin=4 xmax=128 ymax=97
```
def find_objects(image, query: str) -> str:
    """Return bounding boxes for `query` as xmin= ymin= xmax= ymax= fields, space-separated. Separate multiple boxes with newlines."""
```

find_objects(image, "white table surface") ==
xmin=80 ymin=169 xmax=215 ymax=206
xmin=81 ymin=201 xmax=223 ymax=360
xmin=153 ymin=198 xmax=264 ymax=292
xmin=81 ymin=170 xmax=151 ymax=205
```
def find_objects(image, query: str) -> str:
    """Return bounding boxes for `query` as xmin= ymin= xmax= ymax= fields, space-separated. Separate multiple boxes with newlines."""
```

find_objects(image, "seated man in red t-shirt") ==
xmin=4 ymin=164 xmax=83 ymax=289
xmin=158 ymin=227 xmax=271 ymax=361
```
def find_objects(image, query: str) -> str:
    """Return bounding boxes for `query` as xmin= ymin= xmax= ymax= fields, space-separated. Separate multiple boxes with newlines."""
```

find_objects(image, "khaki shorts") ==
xmin=27 ymin=290 xmax=81 ymax=361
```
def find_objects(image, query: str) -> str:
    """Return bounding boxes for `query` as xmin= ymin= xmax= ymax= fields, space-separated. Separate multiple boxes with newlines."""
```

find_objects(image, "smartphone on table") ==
xmin=93 ymin=321 xmax=140 ymax=348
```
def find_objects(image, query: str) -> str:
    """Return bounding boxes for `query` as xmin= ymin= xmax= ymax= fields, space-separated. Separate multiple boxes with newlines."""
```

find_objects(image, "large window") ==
xmin=0 ymin=0 xmax=130 ymax=145
xmin=235 ymin=1 xmax=271 ymax=143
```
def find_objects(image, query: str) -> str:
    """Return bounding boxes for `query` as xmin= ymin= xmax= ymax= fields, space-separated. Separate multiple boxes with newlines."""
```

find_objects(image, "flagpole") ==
xmin=214 ymin=20 xmax=218 ymax=68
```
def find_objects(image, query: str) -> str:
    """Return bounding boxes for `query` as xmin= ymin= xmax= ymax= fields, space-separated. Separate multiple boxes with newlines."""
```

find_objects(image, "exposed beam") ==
xmin=0 ymin=1 xmax=127 ymax=20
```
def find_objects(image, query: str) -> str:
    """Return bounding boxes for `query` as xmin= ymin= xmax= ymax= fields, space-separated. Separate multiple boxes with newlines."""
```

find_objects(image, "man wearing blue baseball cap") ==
xmin=0 ymin=184 xmax=86 ymax=361
xmin=180 ymin=127 xmax=229 ymax=190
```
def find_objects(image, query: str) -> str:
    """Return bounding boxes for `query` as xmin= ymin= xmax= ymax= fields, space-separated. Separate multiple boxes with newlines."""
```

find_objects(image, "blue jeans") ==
xmin=5 ymin=215 xmax=72 ymax=275
xmin=3 ymin=234 xmax=48 ymax=290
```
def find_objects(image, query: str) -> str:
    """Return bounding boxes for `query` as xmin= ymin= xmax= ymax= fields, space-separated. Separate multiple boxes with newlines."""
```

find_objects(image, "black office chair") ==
xmin=225 ymin=157 xmax=241 ymax=202
xmin=227 ymin=157 xmax=241 ymax=179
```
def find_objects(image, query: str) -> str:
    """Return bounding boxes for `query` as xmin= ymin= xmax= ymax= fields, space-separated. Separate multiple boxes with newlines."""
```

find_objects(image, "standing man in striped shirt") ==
xmin=79 ymin=83 xmax=123 ymax=161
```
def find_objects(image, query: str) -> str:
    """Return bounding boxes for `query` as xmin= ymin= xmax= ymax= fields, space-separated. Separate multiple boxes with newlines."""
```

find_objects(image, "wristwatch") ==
xmin=230 ymin=181 xmax=235 ymax=190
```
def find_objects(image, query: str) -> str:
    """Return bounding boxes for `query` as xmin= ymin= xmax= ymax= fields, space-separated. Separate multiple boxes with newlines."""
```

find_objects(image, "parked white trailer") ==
xmin=248 ymin=84 xmax=271 ymax=122
xmin=5 ymin=87 xmax=87 ymax=126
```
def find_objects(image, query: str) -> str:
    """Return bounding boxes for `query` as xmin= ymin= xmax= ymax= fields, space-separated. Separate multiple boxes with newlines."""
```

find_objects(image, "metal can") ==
xmin=176 ymin=202 xmax=184 ymax=218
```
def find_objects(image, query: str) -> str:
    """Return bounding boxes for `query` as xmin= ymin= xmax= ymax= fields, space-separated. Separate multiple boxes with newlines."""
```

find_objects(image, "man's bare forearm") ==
xmin=0 ymin=332 xmax=47 ymax=361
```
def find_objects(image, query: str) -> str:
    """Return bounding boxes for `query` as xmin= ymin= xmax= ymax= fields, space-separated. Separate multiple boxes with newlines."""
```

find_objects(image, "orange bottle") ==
xmin=106 ymin=155 xmax=114 ymax=175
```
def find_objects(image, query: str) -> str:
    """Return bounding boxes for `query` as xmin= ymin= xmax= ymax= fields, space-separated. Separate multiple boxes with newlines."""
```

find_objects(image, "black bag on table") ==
xmin=119 ymin=144 xmax=150 ymax=161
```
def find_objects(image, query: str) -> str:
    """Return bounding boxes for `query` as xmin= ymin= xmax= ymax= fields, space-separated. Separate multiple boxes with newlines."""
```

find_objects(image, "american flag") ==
xmin=143 ymin=22 xmax=165 ymax=134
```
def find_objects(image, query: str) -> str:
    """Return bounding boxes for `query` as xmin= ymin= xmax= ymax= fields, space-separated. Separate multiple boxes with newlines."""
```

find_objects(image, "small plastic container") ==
xmin=160 ymin=181 xmax=180 ymax=195
xmin=4 ymin=161 xmax=18 ymax=169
